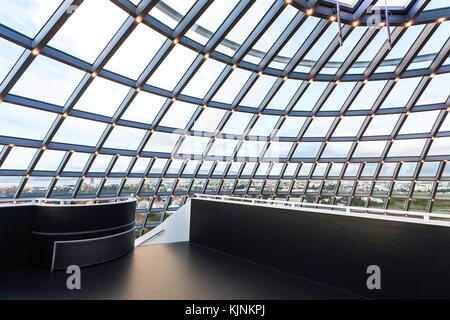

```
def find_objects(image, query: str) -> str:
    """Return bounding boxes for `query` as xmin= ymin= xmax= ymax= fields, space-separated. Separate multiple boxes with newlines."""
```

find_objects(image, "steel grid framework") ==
xmin=0 ymin=0 xmax=449 ymax=237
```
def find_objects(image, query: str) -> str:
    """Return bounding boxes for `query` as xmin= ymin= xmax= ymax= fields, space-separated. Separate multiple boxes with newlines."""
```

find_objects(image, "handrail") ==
xmin=192 ymin=194 xmax=450 ymax=223
xmin=0 ymin=196 xmax=136 ymax=207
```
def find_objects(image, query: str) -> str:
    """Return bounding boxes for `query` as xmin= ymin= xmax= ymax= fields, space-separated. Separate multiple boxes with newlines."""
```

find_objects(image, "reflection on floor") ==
xmin=0 ymin=242 xmax=360 ymax=300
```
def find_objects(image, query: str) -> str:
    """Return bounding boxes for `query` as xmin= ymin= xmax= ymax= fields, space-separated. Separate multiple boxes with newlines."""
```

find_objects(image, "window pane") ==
xmin=0 ymin=103 xmax=56 ymax=140
xmin=48 ymin=0 xmax=128 ymax=63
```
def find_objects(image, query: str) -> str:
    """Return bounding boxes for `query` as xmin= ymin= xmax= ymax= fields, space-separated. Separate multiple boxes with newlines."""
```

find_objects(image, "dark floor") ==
xmin=0 ymin=242 xmax=360 ymax=299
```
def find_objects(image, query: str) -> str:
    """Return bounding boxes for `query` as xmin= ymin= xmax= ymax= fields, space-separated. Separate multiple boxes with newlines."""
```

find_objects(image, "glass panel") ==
xmin=306 ymin=180 xmax=321 ymax=193
xmin=353 ymin=141 xmax=387 ymax=158
xmin=249 ymin=115 xmax=279 ymax=136
xmin=74 ymin=77 xmax=130 ymax=117
xmin=332 ymin=116 xmax=365 ymax=137
xmin=431 ymin=200 xmax=450 ymax=214
xmin=177 ymin=136 xmax=210 ymax=155
xmin=293 ymin=82 xmax=328 ymax=111
xmin=416 ymin=73 xmax=450 ymax=105
xmin=240 ymin=162 xmax=255 ymax=176
xmin=104 ymin=24 xmax=166 ymax=80
xmin=292 ymin=142 xmax=322 ymax=158
xmin=234 ymin=179 xmax=250 ymax=192
xmin=191 ymin=179 xmax=206 ymax=192
xmin=185 ymin=0 xmax=240 ymax=45
xmin=147 ymin=44 xmax=198 ymax=92
xmin=268 ymin=16 xmax=320 ymax=70
xmin=208 ymin=139 xmax=238 ymax=157
xmin=398 ymin=162 xmax=417 ymax=177
xmin=322 ymin=180 xmax=338 ymax=194
xmin=236 ymin=141 xmax=266 ymax=158
xmin=166 ymin=159 xmax=184 ymax=175
xmin=388 ymin=139 xmax=426 ymax=157
xmin=89 ymin=154 xmax=113 ymax=173
xmin=192 ymin=108 xmax=227 ymax=133
xmin=320 ymin=82 xmax=356 ymax=111
xmin=122 ymin=92 xmax=166 ymax=125
xmin=298 ymin=163 xmax=313 ymax=176
xmin=312 ymin=163 xmax=328 ymax=177
xmin=408 ymin=21 xmax=450 ymax=70
xmin=321 ymin=142 xmax=353 ymax=158
xmin=103 ymin=126 xmax=146 ymax=151
xmin=275 ymin=117 xmax=306 ymax=137
xmin=292 ymin=180 xmax=306 ymax=193
xmin=198 ymin=161 xmax=214 ymax=175
xmin=227 ymin=162 xmax=243 ymax=176
xmin=182 ymin=59 xmax=226 ymax=99
xmin=144 ymin=132 xmax=179 ymax=153
xmin=183 ymin=160 xmax=199 ymax=175
xmin=243 ymin=5 xmax=298 ymax=65
xmin=303 ymin=117 xmax=335 ymax=137
xmin=158 ymin=178 xmax=176 ymax=193
xmin=255 ymin=163 xmax=270 ymax=176
xmin=348 ymin=81 xmax=387 ymax=110
xmin=220 ymin=112 xmax=253 ymax=136
xmin=364 ymin=114 xmax=400 ymax=136
xmin=375 ymin=25 xmax=425 ymax=74
xmin=212 ymin=68 xmax=252 ymax=103
xmin=1 ymin=147 xmax=36 ymax=170
xmin=348 ymin=28 xmax=388 ymax=74
xmin=240 ymin=75 xmax=277 ymax=108
xmin=64 ymin=152 xmax=90 ymax=172
xmin=216 ymin=0 xmax=275 ymax=57
xmin=149 ymin=159 xmax=167 ymax=174
xmin=52 ymin=177 xmax=77 ymax=197
xmin=149 ymin=0 xmax=196 ymax=29
xmin=48 ymin=0 xmax=128 ymax=63
xmin=388 ymin=198 xmax=407 ymax=211
xmin=111 ymin=156 xmax=132 ymax=173
xmin=378 ymin=163 xmax=397 ymax=177
xmin=413 ymin=181 xmax=434 ymax=197
xmin=428 ymin=137 xmax=450 ymax=156
xmin=361 ymin=163 xmax=378 ymax=177
xmin=101 ymin=178 xmax=121 ymax=195
xmin=374 ymin=181 xmax=392 ymax=196
xmin=205 ymin=179 xmax=220 ymax=192
xmin=0 ymin=0 xmax=63 ymax=38
xmin=175 ymin=179 xmax=191 ymax=192
xmin=21 ymin=177 xmax=51 ymax=197
xmin=328 ymin=163 xmax=344 ymax=177
xmin=121 ymin=178 xmax=140 ymax=194
xmin=283 ymin=163 xmax=298 ymax=177
xmin=399 ymin=111 xmax=440 ymax=134
xmin=392 ymin=181 xmax=411 ymax=196
xmin=11 ymin=55 xmax=85 ymax=106
xmin=380 ymin=77 xmax=421 ymax=109
xmin=0 ymin=103 xmax=57 ymax=140
xmin=419 ymin=162 xmax=439 ymax=177
xmin=141 ymin=178 xmax=158 ymax=193
xmin=78 ymin=178 xmax=101 ymax=195
xmin=296 ymin=23 xmax=339 ymax=73
xmin=53 ymin=117 xmax=107 ymax=147
xmin=436 ymin=181 xmax=450 ymax=199
xmin=266 ymin=80 xmax=302 ymax=110
xmin=159 ymin=101 xmax=198 ymax=129
xmin=320 ymin=27 xmax=367 ymax=75
xmin=338 ymin=181 xmax=354 ymax=194
xmin=344 ymin=163 xmax=360 ymax=177
xmin=249 ymin=179 xmax=264 ymax=192
xmin=34 ymin=150 xmax=66 ymax=171
xmin=220 ymin=179 xmax=235 ymax=192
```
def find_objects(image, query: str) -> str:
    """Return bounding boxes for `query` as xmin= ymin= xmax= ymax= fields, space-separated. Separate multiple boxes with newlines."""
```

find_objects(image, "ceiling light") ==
xmin=31 ymin=48 xmax=40 ymax=56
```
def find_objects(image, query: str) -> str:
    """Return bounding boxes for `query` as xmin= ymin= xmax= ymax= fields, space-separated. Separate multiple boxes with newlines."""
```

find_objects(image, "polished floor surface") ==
xmin=0 ymin=242 xmax=359 ymax=299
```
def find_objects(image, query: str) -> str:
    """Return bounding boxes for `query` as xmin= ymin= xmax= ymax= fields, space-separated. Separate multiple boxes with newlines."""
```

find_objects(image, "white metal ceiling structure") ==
xmin=0 ymin=0 xmax=449 ymax=237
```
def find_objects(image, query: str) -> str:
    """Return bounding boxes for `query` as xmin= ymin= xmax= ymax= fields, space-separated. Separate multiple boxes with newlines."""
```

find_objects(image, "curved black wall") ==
xmin=0 ymin=200 xmax=136 ymax=271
